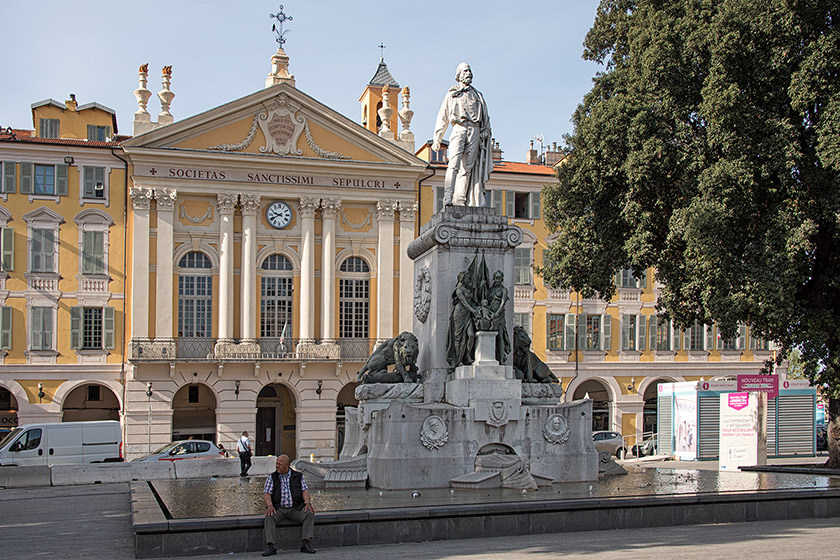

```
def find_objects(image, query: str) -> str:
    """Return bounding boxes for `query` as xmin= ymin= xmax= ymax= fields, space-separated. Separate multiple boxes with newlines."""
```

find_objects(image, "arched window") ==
xmin=338 ymin=257 xmax=370 ymax=339
xmin=178 ymin=251 xmax=212 ymax=338
xmin=260 ymin=254 xmax=294 ymax=338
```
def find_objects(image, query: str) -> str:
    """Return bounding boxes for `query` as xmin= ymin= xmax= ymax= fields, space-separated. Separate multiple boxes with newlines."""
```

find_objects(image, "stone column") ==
xmin=129 ymin=187 xmax=154 ymax=339
xmin=320 ymin=198 xmax=341 ymax=341
xmin=154 ymin=188 xmax=176 ymax=338
xmin=217 ymin=193 xmax=237 ymax=341
xmin=398 ymin=202 xmax=417 ymax=333
xmin=240 ymin=194 xmax=261 ymax=341
xmin=376 ymin=200 xmax=398 ymax=340
xmin=299 ymin=197 xmax=319 ymax=341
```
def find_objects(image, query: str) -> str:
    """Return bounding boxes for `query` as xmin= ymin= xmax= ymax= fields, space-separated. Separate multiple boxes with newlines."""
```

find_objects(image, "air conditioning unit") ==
xmin=94 ymin=182 xmax=104 ymax=192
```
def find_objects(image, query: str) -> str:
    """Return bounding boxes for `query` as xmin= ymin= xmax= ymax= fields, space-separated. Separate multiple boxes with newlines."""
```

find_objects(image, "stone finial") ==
xmin=398 ymin=86 xmax=415 ymax=143
xmin=266 ymin=47 xmax=296 ymax=88
xmin=134 ymin=63 xmax=151 ymax=116
xmin=157 ymin=66 xmax=175 ymax=125
xmin=378 ymin=85 xmax=394 ymax=140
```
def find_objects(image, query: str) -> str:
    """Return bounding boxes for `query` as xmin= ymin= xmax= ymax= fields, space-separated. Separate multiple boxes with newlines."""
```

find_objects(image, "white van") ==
xmin=0 ymin=420 xmax=122 ymax=466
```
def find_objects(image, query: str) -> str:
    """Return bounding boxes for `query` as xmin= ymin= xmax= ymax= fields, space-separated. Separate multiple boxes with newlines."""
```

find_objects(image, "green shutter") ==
xmin=1 ymin=227 xmax=13 ymax=272
xmin=738 ymin=324 xmax=746 ymax=351
xmin=506 ymin=190 xmax=515 ymax=217
xmin=638 ymin=314 xmax=646 ymax=351
xmin=31 ymin=308 xmax=42 ymax=350
xmin=435 ymin=186 xmax=444 ymax=212
xmin=602 ymin=314 xmax=611 ymax=351
xmin=2 ymin=161 xmax=16 ymax=193
xmin=493 ymin=190 xmax=503 ymax=215
xmin=614 ymin=271 xmax=621 ymax=287
xmin=620 ymin=315 xmax=627 ymax=350
xmin=56 ymin=164 xmax=68 ymax=196
xmin=96 ymin=167 xmax=105 ymax=197
xmin=94 ymin=231 xmax=104 ymax=274
xmin=706 ymin=324 xmax=713 ymax=351
xmin=87 ymin=125 xmax=96 ymax=141
xmin=105 ymin=126 xmax=112 ymax=140
xmin=104 ymin=306 xmax=115 ymax=349
xmin=640 ymin=270 xmax=647 ymax=288
xmin=83 ymin=167 xmax=94 ymax=198
xmin=70 ymin=307 xmax=81 ymax=349
xmin=0 ymin=306 xmax=11 ymax=349
xmin=565 ymin=313 xmax=576 ymax=351
xmin=20 ymin=162 xmax=32 ymax=194
xmin=531 ymin=191 xmax=541 ymax=220
xmin=649 ymin=315 xmax=658 ymax=350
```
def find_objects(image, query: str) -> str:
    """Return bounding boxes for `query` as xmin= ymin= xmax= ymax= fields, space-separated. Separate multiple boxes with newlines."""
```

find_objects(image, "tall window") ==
xmin=616 ymin=268 xmax=647 ymax=288
xmin=651 ymin=316 xmax=672 ymax=351
xmin=81 ymin=231 xmax=105 ymax=274
xmin=506 ymin=191 xmax=540 ymax=219
xmin=547 ymin=314 xmax=564 ymax=350
xmin=82 ymin=166 xmax=107 ymax=199
xmin=86 ymin=125 xmax=111 ymax=142
xmin=339 ymin=257 xmax=370 ymax=338
xmin=688 ymin=320 xmax=705 ymax=351
xmin=30 ymin=228 xmax=55 ymax=273
xmin=30 ymin=307 xmax=53 ymax=350
xmin=584 ymin=315 xmax=601 ymax=351
xmin=178 ymin=251 xmax=213 ymax=338
xmin=514 ymin=312 xmax=530 ymax=336
xmin=514 ymin=248 xmax=532 ymax=285
xmin=260 ymin=254 xmax=294 ymax=338
xmin=39 ymin=118 xmax=59 ymax=139
xmin=71 ymin=306 xmax=115 ymax=350
xmin=34 ymin=164 xmax=55 ymax=195
xmin=621 ymin=314 xmax=637 ymax=351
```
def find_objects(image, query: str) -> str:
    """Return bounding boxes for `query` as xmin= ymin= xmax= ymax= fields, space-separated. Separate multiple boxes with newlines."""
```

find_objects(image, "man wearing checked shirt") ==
xmin=262 ymin=454 xmax=316 ymax=555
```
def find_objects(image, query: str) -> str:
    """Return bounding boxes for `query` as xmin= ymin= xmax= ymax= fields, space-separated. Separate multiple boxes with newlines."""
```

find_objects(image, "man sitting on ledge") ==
xmin=262 ymin=454 xmax=316 ymax=555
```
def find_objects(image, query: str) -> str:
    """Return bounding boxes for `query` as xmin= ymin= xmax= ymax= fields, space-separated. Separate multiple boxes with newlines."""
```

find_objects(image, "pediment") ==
xmin=122 ymin=83 xmax=425 ymax=167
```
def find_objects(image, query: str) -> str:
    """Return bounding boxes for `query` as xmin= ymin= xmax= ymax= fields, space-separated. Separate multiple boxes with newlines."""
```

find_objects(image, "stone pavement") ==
xmin=2 ymin=481 xmax=840 ymax=559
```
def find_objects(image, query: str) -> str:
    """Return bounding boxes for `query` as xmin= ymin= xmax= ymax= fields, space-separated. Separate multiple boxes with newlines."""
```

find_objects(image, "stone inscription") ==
xmin=267 ymin=113 xmax=296 ymax=147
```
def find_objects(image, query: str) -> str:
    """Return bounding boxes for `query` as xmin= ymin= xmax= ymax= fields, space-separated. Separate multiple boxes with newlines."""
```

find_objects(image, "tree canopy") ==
xmin=541 ymin=0 xmax=840 ymax=393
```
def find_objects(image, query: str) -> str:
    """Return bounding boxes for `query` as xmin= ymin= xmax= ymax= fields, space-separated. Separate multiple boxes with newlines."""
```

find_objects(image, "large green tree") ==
xmin=541 ymin=0 xmax=840 ymax=464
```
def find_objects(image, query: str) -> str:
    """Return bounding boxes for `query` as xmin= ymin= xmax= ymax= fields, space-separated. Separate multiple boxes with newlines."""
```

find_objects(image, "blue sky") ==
xmin=1 ymin=0 xmax=602 ymax=160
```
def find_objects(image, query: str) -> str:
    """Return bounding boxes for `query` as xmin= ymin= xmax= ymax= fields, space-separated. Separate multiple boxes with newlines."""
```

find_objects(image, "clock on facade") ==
xmin=266 ymin=201 xmax=292 ymax=229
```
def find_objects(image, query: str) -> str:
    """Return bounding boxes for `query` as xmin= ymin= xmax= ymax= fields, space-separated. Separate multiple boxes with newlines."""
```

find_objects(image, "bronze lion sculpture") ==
xmin=357 ymin=331 xmax=420 ymax=383
xmin=512 ymin=326 xmax=559 ymax=383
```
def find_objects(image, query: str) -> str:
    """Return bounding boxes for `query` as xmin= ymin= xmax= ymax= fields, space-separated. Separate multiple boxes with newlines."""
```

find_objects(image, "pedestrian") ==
xmin=237 ymin=430 xmax=252 ymax=477
xmin=262 ymin=454 xmax=316 ymax=555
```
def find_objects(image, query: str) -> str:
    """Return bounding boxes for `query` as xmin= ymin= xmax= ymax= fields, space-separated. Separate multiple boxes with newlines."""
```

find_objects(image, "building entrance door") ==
xmin=256 ymin=406 xmax=276 ymax=456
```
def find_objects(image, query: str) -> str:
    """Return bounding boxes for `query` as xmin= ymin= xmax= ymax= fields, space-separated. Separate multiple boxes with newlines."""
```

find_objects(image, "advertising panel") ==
xmin=719 ymin=392 xmax=767 ymax=471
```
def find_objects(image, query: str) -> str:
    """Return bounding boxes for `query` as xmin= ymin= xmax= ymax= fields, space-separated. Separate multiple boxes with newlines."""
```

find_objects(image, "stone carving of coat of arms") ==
xmin=486 ymin=401 xmax=510 ymax=428
xmin=258 ymin=94 xmax=305 ymax=155
xmin=543 ymin=414 xmax=570 ymax=445
xmin=420 ymin=415 xmax=449 ymax=450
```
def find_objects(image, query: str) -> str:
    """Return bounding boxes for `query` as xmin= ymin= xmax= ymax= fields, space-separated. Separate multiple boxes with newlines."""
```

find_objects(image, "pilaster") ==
xmin=240 ymin=194 xmax=261 ymax=341
xmin=398 ymin=202 xmax=417 ymax=333
xmin=320 ymin=198 xmax=341 ymax=340
xmin=130 ymin=187 xmax=154 ymax=339
xmin=217 ymin=193 xmax=237 ymax=340
xmin=376 ymin=200 xmax=398 ymax=339
xmin=154 ymin=188 xmax=176 ymax=338
xmin=299 ymin=197 xmax=319 ymax=341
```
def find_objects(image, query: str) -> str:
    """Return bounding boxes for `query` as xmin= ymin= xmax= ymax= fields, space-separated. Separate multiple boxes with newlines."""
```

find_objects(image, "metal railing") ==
xmin=129 ymin=337 xmax=383 ymax=363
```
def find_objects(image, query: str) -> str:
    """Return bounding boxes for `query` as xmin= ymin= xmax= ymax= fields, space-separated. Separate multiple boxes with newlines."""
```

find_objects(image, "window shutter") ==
xmin=87 ymin=125 xmax=96 ymax=141
xmin=738 ymin=324 xmax=746 ymax=350
xmin=70 ymin=307 xmax=81 ymax=349
xmin=104 ymin=306 xmax=115 ymax=349
xmin=31 ymin=308 xmax=42 ymax=350
xmin=620 ymin=315 xmax=627 ymax=350
xmin=705 ymin=325 xmax=713 ymax=351
xmin=506 ymin=190 xmax=515 ymax=217
xmin=565 ymin=313 xmax=576 ymax=351
xmin=56 ymin=164 xmax=68 ymax=196
xmin=0 ymin=306 xmax=11 ymax=349
xmin=614 ymin=271 xmax=621 ymax=287
xmin=41 ymin=229 xmax=54 ymax=272
xmin=105 ymin=126 xmax=112 ymax=140
xmin=94 ymin=231 xmax=104 ymax=274
xmin=20 ymin=162 xmax=32 ymax=194
xmin=493 ymin=190 xmax=503 ymax=215
xmin=649 ymin=315 xmax=658 ymax=350
xmin=83 ymin=166 xmax=95 ymax=198
xmin=1 ymin=227 xmax=13 ymax=272
xmin=640 ymin=269 xmax=647 ymax=288
xmin=82 ymin=231 xmax=92 ymax=274
xmin=2 ymin=161 xmax=15 ymax=193
xmin=531 ymin=191 xmax=541 ymax=220
xmin=435 ymin=186 xmax=444 ymax=211
xmin=31 ymin=229 xmax=43 ymax=272
xmin=96 ymin=166 xmax=105 ymax=196
xmin=602 ymin=314 xmax=611 ymax=351
xmin=578 ymin=313 xmax=588 ymax=350
xmin=638 ymin=314 xmax=647 ymax=351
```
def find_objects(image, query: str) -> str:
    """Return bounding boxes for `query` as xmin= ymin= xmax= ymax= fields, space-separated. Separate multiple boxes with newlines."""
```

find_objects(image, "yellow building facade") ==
xmin=0 ymin=96 xmax=126 ymax=437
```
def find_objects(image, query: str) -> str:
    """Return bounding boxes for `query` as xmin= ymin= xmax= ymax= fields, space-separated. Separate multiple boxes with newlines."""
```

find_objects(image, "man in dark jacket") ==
xmin=262 ymin=454 xmax=316 ymax=555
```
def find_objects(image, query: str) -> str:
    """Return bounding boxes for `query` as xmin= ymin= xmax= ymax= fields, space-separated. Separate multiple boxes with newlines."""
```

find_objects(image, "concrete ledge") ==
xmin=0 ymin=465 xmax=51 ymax=488
xmin=51 ymin=462 xmax=176 ymax=485
xmin=132 ymin=485 xmax=840 ymax=558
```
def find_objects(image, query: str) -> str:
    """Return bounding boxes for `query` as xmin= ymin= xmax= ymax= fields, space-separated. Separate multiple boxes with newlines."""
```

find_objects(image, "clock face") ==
xmin=266 ymin=201 xmax=292 ymax=229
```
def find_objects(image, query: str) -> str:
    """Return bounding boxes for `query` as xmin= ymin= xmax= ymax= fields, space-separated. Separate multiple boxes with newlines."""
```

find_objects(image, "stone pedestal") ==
xmin=407 ymin=206 xmax=522 ymax=402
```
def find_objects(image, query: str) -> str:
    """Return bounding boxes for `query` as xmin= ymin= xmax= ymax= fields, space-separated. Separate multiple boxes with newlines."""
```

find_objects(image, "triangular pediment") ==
xmin=122 ymin=83 xmax=425 ymax=167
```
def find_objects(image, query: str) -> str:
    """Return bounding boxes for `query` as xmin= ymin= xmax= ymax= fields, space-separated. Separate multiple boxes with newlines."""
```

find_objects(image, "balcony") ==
xmin=129 ymin=337 xmax=381 ymax=363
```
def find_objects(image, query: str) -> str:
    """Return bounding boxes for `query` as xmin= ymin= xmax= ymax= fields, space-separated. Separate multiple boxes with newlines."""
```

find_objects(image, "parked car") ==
xmin=632 ymin=435 xmax=657 ymax=457
xmin=132 ymin=440 xmax=225 ymax=462
xmin=0 ymin=421 xmax=122 ymax=467
xmin=593 ymin=431 xmax=625 ymax=458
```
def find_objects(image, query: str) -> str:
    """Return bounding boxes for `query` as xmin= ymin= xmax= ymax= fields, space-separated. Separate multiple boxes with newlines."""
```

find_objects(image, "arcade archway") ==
xmin=642 ymin=378 xmax=672 ymax=435
xmin=61 ymin=383 xmax=120 ymax=422
xmin=256 ymin=383 xmax=296 ymax=459
xmin=336 ymin=382 xmax=360 ymax=458
xmin=0 ymin=385 xmax=18 ymax=437
xmin=172 ymin=384 xmax=217 ymax=441
xmin=573 ymin=379 xmax=611 ymax=431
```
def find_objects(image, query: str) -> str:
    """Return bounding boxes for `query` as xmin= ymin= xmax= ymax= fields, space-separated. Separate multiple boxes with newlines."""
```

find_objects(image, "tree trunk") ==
xmin=827 ymin=398 xmax=840 ymax=468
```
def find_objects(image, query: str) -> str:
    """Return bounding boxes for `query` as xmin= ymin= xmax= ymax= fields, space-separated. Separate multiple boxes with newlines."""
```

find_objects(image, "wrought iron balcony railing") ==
xmin=129 ymin=337 xmax=383 ymax=363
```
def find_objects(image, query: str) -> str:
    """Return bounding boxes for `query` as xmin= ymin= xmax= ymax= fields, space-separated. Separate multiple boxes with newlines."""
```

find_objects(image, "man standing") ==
xmin=432 ymin=62 xmax=493 ymax=208
xmin=237 ymin=430 xmax=252 ymax=477
xmin=262 ymin=454 xmax=316 ymax=555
